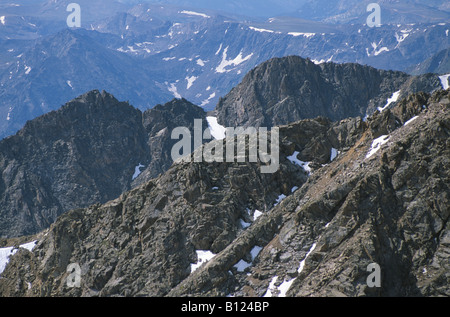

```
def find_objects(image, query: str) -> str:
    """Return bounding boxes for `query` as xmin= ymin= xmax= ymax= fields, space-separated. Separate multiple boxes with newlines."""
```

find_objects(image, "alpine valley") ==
xmin=0 ymin=0 xmax=449 ymax=298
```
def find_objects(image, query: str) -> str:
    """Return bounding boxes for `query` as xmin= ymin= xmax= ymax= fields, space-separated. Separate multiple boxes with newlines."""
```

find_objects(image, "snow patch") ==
xmin=263 ymin=275 xmax=297 ymax=297
xmin=190 ymin=250 xmax=215 ymax=273
xmin=287 ymin=151 xmax=312 ymax=175
xmin=215 ymin=43 xmax=223 ymax=56
xmin=125 ymin=46 xmax=137 ymax=53
xmin=196 ymin=58 xmax=206 ymax=66
xmin=366 ymin=135 xmax=390 ymax=159
xmin=368 ymin=41 xmax=390 ymax=56
xmin=288 ymin=32 xmax=315 ymax=38
xmin=439 ymin=74 xmax=450 ymax=90
xmin=330 ymin=148 xmax=338 ymax=162
xmin=179 ymin=10 xmax=210 ymax=18
xmin=167 ymin=82 xmax=182 ymax=99
xmin=298 ymin=243 xmax=317 ymax=274
xmin=378 ymin=90 xmax=401 ymax=112
xmin=250 ymin=246 xmax=262 ymax=260
xmin=201 ymin=92 xmax=216 ymax=107
xmin=185 ymin=76 xmax=197 ymax=90
xmin=395 ymin=32 xmax=409 ymax=47
xmin=274 ymin=194 xmax=286 ymax=206
xmin=0 ymin=247 xmax=16 ymax=274
xmin=0 ymin=241 xmax=37 ymax=275
xmin=404 ymin=116 xmax=418 ymax=126
xmin=373 ymin=45 xmax=389 ymax=56
xmin=240 ymin=219 xmax=251 ymax=229
xmin=6 ymin=107 xmax=12 ymax=121
xmin=249 ymin=26 xmax=274 ymax=33
xmin=132 ymin=163 xmax=145 ymax=180
xmin=19 ymin=241 xmax=37 ymax=252
xmin=206 ymin=116 xmax=226 ymax=140
xmin=234 ymin=259 xmax=251 ymax=272
xmin=253 ymin=210 xmax=263 ymax=221
xmin=278 ymin=278 xmax=296 ymax=297
xmin=263 ymin=276 xmax=278 ymax=297
xmin=215 ymin=46 xmax=253 ymax=73
xmin=311 ymin=59 xmax=326 ymax=65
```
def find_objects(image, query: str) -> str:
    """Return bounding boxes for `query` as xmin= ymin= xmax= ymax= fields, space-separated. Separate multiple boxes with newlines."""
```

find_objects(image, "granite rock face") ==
xmin=0 ymin=90 xmax=206 ymax=238
xmin=1 ymin=89 xmax=448 ymax=297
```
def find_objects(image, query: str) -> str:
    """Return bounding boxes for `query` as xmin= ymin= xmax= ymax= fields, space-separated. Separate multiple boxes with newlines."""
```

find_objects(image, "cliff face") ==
xmin=0 ymin=90 xmax=206 ymax=238
xmin=215 ymin=56 xmax=443 ymax=129
xmin=134 ymin=98 xmax=209 ymax=187
xmin=1 ymin=89 xmax=448 ymax=297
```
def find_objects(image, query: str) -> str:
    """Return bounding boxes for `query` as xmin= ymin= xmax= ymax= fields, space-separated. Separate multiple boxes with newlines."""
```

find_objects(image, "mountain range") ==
xmin=0 ymin=82 xmax=448 ymax=297
xmin=0 ymin=55 xmax=447 ymax=239
xmin=100 ymin=0 xmax=450 ymax=22
xmin=0 ymin=0 xmax=449 ymax=299
xmin=0 ymin=1 xmax=449 ymax=139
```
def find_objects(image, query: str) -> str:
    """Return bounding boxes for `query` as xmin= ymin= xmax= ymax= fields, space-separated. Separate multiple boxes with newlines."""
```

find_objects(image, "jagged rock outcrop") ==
xmin=0 ymin=90 xmax=206 ymax=238
xmin=215 ymin=56 xmax=443 ymax=129
xmin=170 ymin=89 xmax=450 ymax=297
xmin=1 ymin=89 xmax=448 ymax=297
xmin=133 ymin=98 xmax=209 ymax=187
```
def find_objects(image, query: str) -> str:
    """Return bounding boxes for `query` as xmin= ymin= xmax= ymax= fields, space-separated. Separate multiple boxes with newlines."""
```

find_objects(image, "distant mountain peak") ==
xmin=70 ymin=89 xmax=122 ymax=106
xmin=215 ymin=55 xmax=443 ymax=129
xmin=0 ymin=90 xmax=207 ymax=238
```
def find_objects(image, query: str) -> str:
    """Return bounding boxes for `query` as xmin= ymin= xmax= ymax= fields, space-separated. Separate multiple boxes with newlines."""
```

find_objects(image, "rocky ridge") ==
xmin=4 ymin=54 xmax=439 ymax=239
xmin=0 ymin=88 xmax=448 ymax=297
xmin=215 ymin=56 xmax=443 ymax=129
xmin=0 ymin=90 xmax=207 ymax=238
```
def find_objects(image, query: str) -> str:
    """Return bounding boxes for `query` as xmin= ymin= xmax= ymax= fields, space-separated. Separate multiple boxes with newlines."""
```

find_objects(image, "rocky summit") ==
xmin=215 ymin=56 xmax=443 ymax=129
xmin=0 ymin=90 xmax=207 ymax=238
xmin=0 ymin=87 xmax=448 ymax=297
